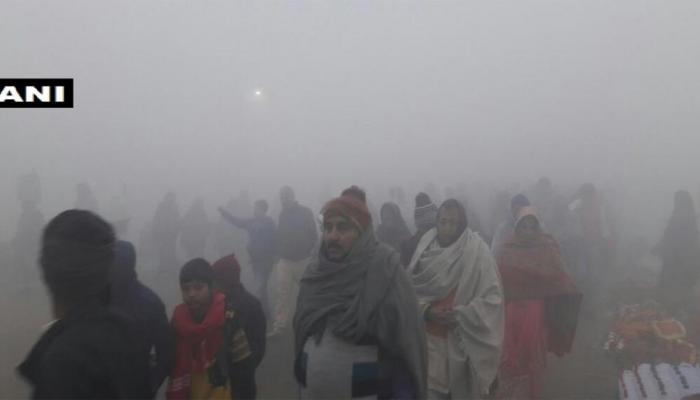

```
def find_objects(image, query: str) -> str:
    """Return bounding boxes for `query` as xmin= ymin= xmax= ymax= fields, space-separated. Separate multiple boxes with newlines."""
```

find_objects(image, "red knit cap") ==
xmin=323 ymin=186 xmax=372 ymax=232
xmin=211 ymin=253 xmax=241 ymax=289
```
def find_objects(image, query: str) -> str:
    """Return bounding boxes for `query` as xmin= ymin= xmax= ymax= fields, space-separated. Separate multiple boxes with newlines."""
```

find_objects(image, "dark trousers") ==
xmin=230 ymin=355 xmax=258 ymax=399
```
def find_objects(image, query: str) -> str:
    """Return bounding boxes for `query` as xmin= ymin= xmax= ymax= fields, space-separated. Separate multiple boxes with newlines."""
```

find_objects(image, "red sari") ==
xmin=496 ymin=232 xmax=582 ymax=399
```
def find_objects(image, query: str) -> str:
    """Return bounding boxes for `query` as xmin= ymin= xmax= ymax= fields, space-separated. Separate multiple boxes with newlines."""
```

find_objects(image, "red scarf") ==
xmin=497 ymin=233 xmax=582 ymax=355
xmin=167 ymin=291 xmax=225 ymax=400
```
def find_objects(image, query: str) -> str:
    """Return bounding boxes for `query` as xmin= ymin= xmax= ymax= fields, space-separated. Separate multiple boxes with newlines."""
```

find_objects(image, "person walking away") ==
xmin=269 ymin=186 xmax=318 ymax=337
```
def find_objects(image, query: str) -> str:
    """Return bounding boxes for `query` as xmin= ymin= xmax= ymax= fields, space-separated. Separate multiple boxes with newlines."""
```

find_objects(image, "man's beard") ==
xmin=324 ymin=242 xmax=347 ymax=262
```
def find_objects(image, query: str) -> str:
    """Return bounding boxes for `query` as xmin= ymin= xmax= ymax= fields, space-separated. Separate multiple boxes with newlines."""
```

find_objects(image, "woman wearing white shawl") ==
xmin=408 ymin=199 xmax=504 ymax=399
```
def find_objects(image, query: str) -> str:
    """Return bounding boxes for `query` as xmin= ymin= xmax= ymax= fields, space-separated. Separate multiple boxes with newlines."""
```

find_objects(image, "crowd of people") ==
xmin=8 ymin=174 xmax=700 ymax=400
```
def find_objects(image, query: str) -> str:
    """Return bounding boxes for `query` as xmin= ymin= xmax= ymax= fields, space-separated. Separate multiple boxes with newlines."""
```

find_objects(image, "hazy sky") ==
xmin=1 ymin=1 xmax=699 ymax=239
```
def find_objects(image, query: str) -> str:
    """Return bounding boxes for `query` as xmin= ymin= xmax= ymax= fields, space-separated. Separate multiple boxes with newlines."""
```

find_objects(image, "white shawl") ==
xmin=408 ymin=228 xmax=504 ymax=398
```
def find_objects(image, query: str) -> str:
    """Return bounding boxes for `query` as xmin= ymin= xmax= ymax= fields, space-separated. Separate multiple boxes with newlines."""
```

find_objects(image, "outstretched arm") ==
xmin=218 ymin=207 xmax=251 ymax=230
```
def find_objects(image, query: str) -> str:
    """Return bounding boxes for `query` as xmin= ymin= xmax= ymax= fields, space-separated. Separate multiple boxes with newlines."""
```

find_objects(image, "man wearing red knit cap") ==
xmin=293 ymin=186 xmax=427 ymax=399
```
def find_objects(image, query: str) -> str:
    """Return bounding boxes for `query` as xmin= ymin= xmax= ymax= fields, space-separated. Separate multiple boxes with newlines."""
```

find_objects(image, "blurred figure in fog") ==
xmin=213 ymin=193 xmax=251 ymax=261
xmin=375 ymin=202 xmax=412 ymax=253
xmin=179 ymin=198 xmax=211 ymax=259
xmin=568 ymin=183 xmax=616 ymax=297
xmin=13 ymin=172 xmax=45 ymax=287
xmin=423 ymin=183 xmax=439 ymax=205
xmin=491 ymin=194 xmax=531 ymax=255
xmin=294 ymin=186 xmax=427 ymax=399
xmin=110 ymin=240 xmax=174 ymax=397
xmin=219 ymin=199 xmax=277 ymax=318
xmin=268 ymin=186 xmax=317 ymax=337
xmin=213 ymin=199 xmax=237 ymax=258
xmin=18 ymin=210 xmax=150 ymax=399
xmin=400 ymin=192 xmax=438 ymax=266
xmin=495 ymin=207 xmax=581 ymax=399
xmin=74 ymin=182 xmax=99 ymax=213
xmin=655 ymin=190 xmax=700 ymax=311
xmin=389 ymin=186 xmax=411 ymax=226
xmin=212 ymin=254 xmax=266 ymax=399
xmin=152 ymin=193 xmax=181 ymax=275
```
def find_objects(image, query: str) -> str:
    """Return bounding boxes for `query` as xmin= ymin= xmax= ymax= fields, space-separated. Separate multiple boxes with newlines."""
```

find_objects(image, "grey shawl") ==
xmin=408 ymin=228 xmax=504 ymax=398
xmin=294 ymin=230 xmax=427 ymax=399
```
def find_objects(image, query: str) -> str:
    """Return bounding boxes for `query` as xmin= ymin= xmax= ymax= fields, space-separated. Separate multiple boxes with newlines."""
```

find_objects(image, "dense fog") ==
xmin=2 ymin=1 xmax=700 ymax=399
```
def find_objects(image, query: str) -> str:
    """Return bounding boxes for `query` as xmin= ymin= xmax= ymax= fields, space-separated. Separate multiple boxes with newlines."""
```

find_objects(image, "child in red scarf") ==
xmin=167 ymin=258 xmax=229 ymax=400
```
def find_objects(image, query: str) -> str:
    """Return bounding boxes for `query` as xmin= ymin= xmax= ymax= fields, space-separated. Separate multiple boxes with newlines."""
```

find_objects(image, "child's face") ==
xmin=181 ymin=280 xmax=213 ymax=320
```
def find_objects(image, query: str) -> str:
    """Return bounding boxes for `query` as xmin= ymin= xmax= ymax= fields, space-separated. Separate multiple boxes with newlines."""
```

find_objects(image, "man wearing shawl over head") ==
xmin=407 ymin=199 xmax=504 ymax=399
xmin=495 ymin=206 xmax=581 ymax=399
xmin=294 ymin=186 xmax=427 ymax=399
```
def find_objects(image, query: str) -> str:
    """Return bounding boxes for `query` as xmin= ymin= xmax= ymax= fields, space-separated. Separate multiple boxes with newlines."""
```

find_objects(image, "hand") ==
xmin=425 ymin=306 xmax=457 ymax=329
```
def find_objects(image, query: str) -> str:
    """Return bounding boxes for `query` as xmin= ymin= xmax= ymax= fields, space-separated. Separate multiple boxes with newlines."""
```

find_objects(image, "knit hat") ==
xmin=211 ymin=254 xmax=241 ymax=290
xmin=414 ymin=192 xmax=438 ymax=229
xmin=323 ymin=186 xmax=372 ymax=232
xmin=179 ymin=258 xmax=213 ymax=286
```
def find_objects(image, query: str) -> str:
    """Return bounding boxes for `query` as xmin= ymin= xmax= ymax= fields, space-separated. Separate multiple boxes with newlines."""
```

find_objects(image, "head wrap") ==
xmin=40 ymin=210 xmax=115 ymax=305
xmin=414 ymin=192 xmax=437 ymax=230
xmin=211 ymin=254 xmax=241 ymax=290
xmin=323 ymin=186 xmax=371 ymax=232
xmin=514 ymin=206 xmax=540 ymax=229
xmin=179 ymin=258 xmax=213 ymax=286
xmin=439 ymin=198 xmax=468 ymax=228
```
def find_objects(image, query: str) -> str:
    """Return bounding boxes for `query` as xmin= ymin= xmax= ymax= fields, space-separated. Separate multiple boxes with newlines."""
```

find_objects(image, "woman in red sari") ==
xmin=496 ymin=206 xmax=582 ymax=399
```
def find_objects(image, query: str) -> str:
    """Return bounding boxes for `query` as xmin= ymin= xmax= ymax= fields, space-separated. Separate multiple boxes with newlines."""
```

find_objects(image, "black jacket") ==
xmin=277 ymin=202 xmax=318 ymax=261
xmin=18 ymin=301 xmax=152 ymax=399
xmin=225 ymin=285 xmax=267 ymax=399
xmin=110 ymin=241 xmax=174 ymax=396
